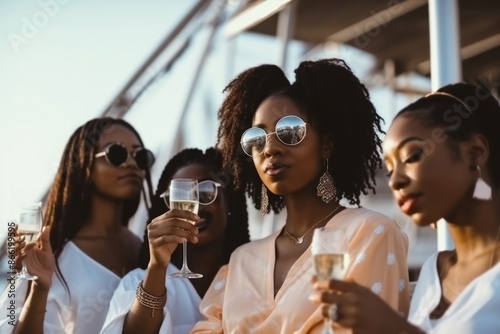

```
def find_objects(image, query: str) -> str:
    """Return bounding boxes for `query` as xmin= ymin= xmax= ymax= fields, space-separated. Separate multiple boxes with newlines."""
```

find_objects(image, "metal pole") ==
xmin=276 ymin=0 xmax=297 ymax=70
xmin=428 ymin=0 xmax=462 ymax=251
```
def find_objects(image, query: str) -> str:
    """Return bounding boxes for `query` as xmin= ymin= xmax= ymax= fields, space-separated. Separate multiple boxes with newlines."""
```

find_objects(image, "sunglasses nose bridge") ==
xmin=265 ymin=130 xmax=278 ymax=141
xmin=262 ymin=130 xmax=284 ymax=154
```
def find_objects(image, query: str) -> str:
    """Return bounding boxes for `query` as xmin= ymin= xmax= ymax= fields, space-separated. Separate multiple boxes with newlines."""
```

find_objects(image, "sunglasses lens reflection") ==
xmin=276 ymin=116 xmax=306 ymax=145
xmin=240 ymin=116 xmax=307 ymax=156
xmin=241 ymin=128 xmax=266 ymax=156
xmin=199 ymin=181 xmax=218 ymax=204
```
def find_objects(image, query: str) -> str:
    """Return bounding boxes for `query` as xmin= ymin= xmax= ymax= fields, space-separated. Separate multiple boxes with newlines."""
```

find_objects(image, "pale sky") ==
xmin=0 ymin=0 xmax=196 ymax=224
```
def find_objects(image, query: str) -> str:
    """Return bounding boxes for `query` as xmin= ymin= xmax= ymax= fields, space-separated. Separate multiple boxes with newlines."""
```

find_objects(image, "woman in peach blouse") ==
xmin=191 ymin=59 xmax=410 ymax=333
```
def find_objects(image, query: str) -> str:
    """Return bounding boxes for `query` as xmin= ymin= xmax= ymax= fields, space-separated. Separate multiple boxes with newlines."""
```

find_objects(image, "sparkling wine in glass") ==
xmin=168 ymin=179 xmax=203 ymax=279
xmin=16 ymin=202 xmax=44 ymax=280
xmin=312 ymin=227 xmax=350 ymax=334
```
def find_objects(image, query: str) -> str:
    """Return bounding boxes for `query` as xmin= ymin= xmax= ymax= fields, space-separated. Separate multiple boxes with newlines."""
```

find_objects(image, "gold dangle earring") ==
xmin=261 ymin=183 xmax=270 ymax=215
xmin=317 ymin=159 xmax=336 ymax=203
xmin=473 ymin=166 xmax=492 ymax=200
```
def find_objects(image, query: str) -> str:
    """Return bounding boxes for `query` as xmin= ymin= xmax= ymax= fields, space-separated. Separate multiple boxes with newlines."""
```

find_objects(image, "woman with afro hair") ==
xmin=192 ymin=58 xmax=410 ymax=333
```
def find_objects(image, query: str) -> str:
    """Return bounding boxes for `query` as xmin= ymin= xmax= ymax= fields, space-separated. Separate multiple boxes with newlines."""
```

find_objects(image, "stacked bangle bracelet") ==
xmin=136 ymin=280 xmax=167 ymax=318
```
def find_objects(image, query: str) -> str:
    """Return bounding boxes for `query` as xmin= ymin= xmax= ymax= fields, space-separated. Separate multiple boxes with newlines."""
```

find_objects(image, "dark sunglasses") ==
xmin=160 ymin=180 xmax=222 ymax=207
xmin=94 ymin=142 xmax=155 ymax=170
xmin=240 ymin=115 xmax=310 ymax=157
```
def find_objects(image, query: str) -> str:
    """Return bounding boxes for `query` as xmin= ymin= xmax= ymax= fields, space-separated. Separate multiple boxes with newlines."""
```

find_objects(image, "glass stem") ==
xmin=323 ymin=318 xmax=334 ymax=334
xmin=181 ymin=241 xmax=188 ymax=270
xmin=21 ymin=259 xmax=29 ymax=274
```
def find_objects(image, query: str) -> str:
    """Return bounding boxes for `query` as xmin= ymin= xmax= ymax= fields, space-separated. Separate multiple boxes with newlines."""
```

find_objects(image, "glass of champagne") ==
xmin=15 ymin=202 xmax=44 ymax=280
xmin=312 ymin=227 xmax=350 ymax=334
xmin=168 ymin=179 xmax=203 ymax=279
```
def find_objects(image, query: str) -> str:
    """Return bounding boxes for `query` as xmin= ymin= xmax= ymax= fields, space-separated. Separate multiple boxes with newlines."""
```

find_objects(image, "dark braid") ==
xmin=138 ymin=147 xmax=250 ymax=269
xmin=396 ymin=82 xmax=500 ymax=188
xmin=216 ymin=58 xmax=384 ymax=209
xmin=44 ymin=117 xmax=154 ymax=293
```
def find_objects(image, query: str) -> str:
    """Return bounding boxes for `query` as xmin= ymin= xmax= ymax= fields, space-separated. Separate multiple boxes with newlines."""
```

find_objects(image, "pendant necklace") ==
xmin=284 ymin=205 xmax=343 ymax=244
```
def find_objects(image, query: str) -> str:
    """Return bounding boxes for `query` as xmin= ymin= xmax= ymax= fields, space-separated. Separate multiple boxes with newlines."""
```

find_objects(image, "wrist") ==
xmin=25 ymin=306 xmax=47 ymax=314
xmin=148 ymin=261 xmax=169 ymax=271
xmin=32 ymin=281 xmax=52 ymax=293
xmin=136 ymin=280 xmax=167 ymax=318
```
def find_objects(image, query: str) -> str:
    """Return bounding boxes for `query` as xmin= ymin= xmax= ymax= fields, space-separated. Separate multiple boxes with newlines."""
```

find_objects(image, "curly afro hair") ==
xmin=217 ymin=58 xmax=384 ymax=213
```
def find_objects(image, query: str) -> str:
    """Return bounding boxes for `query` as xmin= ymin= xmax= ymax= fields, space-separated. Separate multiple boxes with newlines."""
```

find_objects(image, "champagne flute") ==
xmin=15 ymin=202 xmax=44 ymax=280
xmin=312 ymin=227 xmax=350 ymax=334
xmin=168 ymin=179 xmax=203 ymax=279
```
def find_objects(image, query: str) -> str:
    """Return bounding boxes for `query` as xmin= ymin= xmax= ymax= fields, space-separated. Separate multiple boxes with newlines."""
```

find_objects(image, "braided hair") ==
xmin=217 ymin=58 xmax=384 ymax=211
xmin=138 ymin=147 xmax=250 ymax=269
xmin=44 ymin=117 xmax=154 ymax=291
xmin=396 ymin=82 xmax=500 ymax=188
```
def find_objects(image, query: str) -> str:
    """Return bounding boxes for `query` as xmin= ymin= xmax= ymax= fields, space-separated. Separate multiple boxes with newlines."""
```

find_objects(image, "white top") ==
xmin=100 ymin=265 xmax=202 ymax=334
xmin=0 ymin=241 xmax=121 ymax=333
xmin=409 ymin=252 xmax=500 ymax=333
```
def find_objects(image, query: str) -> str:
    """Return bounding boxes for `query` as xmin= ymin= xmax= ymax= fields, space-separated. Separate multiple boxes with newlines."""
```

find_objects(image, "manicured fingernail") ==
xmin=193 ymin=236 xmax=199 ymax=243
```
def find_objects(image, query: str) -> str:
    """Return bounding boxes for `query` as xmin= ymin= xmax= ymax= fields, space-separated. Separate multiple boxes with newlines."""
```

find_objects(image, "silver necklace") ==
xmin=284 ymin=205 xmax=343 ymax=244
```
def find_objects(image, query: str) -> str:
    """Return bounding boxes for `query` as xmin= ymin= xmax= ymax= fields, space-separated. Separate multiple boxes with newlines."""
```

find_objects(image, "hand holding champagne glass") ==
xmin=168 ymin=179 xmax=203 ymax=279
xmin=15 ymin=202 xmax=44 ymax=280
xmin=312 ymin=227 xmax=350 ymax=334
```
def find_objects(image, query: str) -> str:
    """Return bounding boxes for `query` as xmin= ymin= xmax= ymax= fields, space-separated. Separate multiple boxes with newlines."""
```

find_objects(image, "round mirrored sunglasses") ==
xmin=240 ymin=115 xmax=309 ymax=157
xmin=160 ymin=180 xmax=222 ymax=208
xmin=94 ymin=142 xmax=155 ymax=170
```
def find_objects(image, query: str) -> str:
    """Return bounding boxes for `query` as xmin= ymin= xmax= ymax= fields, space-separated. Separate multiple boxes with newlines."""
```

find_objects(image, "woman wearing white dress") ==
xmin=0 ymin=117 xmax=155 ymax=334
xmin=311 ymin=83 xmax=500 ymax=333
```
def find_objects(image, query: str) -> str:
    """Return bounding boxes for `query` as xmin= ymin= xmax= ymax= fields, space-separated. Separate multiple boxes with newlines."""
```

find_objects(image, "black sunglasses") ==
xmin=160 ymin=180 xmax=222 ymax=207
xmin=94 ymin=142 xmax=155 ymax=170
xmin=240 ymin=115 xmax=311 ymax=157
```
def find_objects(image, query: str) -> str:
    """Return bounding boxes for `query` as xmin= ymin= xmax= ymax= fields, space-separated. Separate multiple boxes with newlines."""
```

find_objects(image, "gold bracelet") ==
xmin=136 ymin=280 xmax=167 ymax=318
